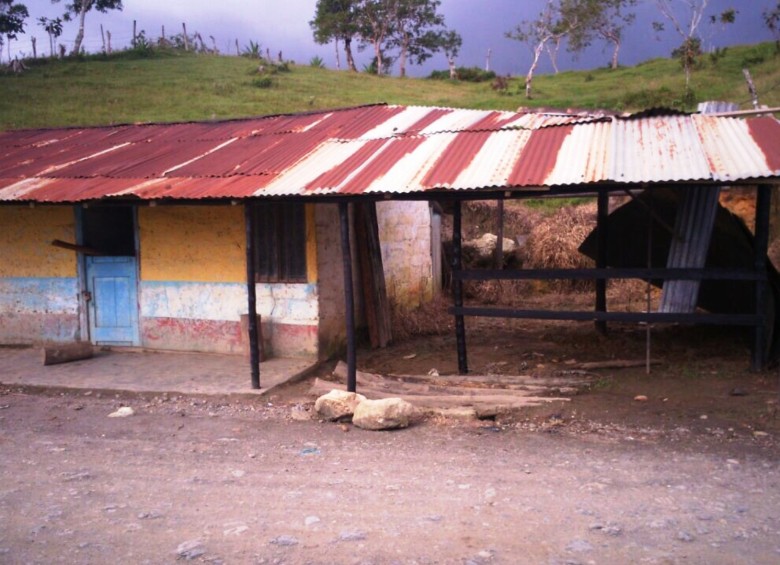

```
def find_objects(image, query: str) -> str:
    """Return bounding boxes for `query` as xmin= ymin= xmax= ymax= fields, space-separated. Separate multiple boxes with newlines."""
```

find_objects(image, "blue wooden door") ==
xmin=86 ymin=256 xmax=139 ymax=346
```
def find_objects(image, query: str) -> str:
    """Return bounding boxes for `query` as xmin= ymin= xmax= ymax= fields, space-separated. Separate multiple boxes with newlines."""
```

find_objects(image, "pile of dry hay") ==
xmin=523 ymin=203 xmax=597 ymax=292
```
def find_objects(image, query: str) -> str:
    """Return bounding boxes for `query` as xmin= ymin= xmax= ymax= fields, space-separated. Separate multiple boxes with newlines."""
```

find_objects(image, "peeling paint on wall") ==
xmin=139 ymin=206 xmax=245 ymax=283
xmin=315 ymin=203 xmax=348 ymax=359
xmin=0 ymin=277 xmax=79 ymax=342
xmin=139 ymin=280 xmax=318 ymax=356
xmin=0 ymin=206 xmax=76 ymax=278
xmin=376 ymin=201 xmax=433 ymax=308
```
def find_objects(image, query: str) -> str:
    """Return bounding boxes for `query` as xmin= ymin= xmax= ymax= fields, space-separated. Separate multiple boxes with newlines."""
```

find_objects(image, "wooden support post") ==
xmin=355 ymin=201 xmax=392 ymax=348
xmin=752 ymin=184 xmax=772 ymax=371
xmin=595 ymin=190 xmax=608 ymax=335
xmin=182 ymin=23 xmax=189 ymax=51
xmin=453 ymin=200 xmax=468 ymax=374
xmin=339 ymin=202 xmax=357 ymax=393
xmin=244 ymin=203 xmax=260 ymax=389
xmin=132 ymin=20 xmax=137 ymax=48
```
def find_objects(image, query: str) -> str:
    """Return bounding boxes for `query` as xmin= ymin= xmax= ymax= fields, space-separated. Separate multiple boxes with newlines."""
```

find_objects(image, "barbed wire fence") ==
xmin=6 ymin=20 xmax=267 ymax=63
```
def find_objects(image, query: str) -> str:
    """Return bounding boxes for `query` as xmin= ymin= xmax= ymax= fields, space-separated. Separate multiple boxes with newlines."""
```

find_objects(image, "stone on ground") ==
xmin=314 ymin=389 xmax=367 ymax=421
xmin=352 ymin=397 xmax=416 ymax=430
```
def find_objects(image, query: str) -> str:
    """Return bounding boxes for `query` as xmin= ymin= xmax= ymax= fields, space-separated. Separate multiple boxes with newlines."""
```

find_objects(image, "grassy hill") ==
xmin=1 ymin=42 xmax=779 ymax=130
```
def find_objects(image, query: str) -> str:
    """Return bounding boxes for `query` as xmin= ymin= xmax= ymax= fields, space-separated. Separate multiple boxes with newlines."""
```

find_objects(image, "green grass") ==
xmin=1 ymin=42 xmax=779 ymax=130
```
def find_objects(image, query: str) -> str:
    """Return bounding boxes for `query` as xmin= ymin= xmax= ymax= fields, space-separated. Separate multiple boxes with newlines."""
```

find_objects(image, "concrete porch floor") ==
xmin=0 ymin=346 xmax=318 ymax=397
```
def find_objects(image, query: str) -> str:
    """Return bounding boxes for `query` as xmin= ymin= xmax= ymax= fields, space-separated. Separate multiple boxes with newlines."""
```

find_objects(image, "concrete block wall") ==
xmin=375 ymin=200 xmax=434 ymax=308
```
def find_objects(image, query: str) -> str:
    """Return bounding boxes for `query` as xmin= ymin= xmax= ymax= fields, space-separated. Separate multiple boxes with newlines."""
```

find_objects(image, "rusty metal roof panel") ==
xmin=0 ymin=105 xmax=778 ymax=203
xmin=610 ymin=115 xmax=712 ymax=184
xmin=545 ymin=120 xmax=613 ymax=186
xmin=52 ymin=140 xmax=220 ymax=178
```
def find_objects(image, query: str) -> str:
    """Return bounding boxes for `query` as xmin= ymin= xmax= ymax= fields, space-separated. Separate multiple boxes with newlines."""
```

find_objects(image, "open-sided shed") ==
xmin=1 ymin=104 xmax=778 ymax=390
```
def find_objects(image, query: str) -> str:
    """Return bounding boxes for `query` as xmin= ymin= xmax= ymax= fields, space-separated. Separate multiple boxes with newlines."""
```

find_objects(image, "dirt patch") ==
xmin=2 ymin=325 xmax=779 ymax=564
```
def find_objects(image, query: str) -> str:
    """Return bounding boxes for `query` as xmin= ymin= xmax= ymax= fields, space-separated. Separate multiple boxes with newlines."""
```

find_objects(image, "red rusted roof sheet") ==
xmin=0 ymin=104 xmax=777 ymax=203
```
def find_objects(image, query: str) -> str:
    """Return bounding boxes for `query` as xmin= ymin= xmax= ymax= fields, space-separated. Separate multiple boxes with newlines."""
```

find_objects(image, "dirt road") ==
xmin=1 ymin=384 xmax=778 ymax=565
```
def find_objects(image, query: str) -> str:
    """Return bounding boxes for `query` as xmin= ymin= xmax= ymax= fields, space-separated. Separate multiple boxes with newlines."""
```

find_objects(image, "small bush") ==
xmin=428 ymin=66 xmax=496 ymax=83
xmin=309 ymin=55 xmax=325 ymax=68
xmin=251 ymin=76 xmax=273 ymax=88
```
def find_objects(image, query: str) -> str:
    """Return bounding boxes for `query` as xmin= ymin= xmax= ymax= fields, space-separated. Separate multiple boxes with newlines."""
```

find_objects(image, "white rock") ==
xmin=352 ymin=397 xmax=416 ymax=431
xmin=314 ymin=389 xmax=367 ymax=421
xmin=108 ymin=407 xmax=134 ymax=418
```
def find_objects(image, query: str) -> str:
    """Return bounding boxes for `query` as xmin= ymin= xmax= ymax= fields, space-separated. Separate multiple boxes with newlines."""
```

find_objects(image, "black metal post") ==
xmin=339 ymin=202 xmax=357 ymax=392
xmin=752 ymin=184 xmax=772 ymax=372
xmin=453 ymin=200 xmax=468 ymax=374
xmin=244 ymin=203 xmax=260 ymax=389
xmin=595 ymin=190 xmax=609 ymax=335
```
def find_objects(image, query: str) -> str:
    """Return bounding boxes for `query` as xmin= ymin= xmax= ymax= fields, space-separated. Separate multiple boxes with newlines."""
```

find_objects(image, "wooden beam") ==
xmin=449 ymin=306 xmax=760 ymax=325
xmin=595 ymin=190 xmax=608 ymax=335
xmin=41 ymin=342 xmax=94 ymax=366
xmin=752 ymin=184 xmax=772 ymax=371
xmin=244 ymin=203 xmax=260 ymax=389
xmin=452 ymin=200 xmax=468 ymax=374
xmin=339 ymin=202 xmax=357 ymax=392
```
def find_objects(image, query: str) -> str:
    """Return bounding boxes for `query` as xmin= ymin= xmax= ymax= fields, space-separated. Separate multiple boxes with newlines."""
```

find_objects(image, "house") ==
xmin=1 ymin=104 xmax=779 ymax=386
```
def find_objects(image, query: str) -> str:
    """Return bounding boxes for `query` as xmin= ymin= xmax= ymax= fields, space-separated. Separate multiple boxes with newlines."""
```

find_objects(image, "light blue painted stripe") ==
xmin=140 ymin=280 xmax=318 ymax=323
xmin=0 ymin=277 xmax=79 ymax=314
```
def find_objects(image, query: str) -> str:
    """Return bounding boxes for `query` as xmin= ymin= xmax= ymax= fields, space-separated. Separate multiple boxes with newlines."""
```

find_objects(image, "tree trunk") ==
xmin=344 ymin=37 xmax=357 ymax=71
xmin=448 ymin=55 xmax=457 ymax=79
xmin=72 ymin=3 xmax=88 ymax=56
xmin=546 ymin=37 xmax=561 ymax=74
xmin=610 ymin=38 xmax=620 ymax=70
xmin=334 ymin=39 xmax=341 ymax=70
xmin=373 ymin=41 xmax=383 ymax=75
xmin=48 ymin=32 xmax=54 ymax=57
xmin=526 ymin=40 xmax=545 ymax=99
xmin=399 ymin=42 xmax=408 ymax=78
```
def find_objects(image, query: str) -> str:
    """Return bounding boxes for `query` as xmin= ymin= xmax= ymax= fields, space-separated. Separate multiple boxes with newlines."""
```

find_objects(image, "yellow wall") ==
xmin=0 ymin=206 xmax=76 ymax=278
xmin=139 ymin=204 xmax=319 ymax=284
xmin=139 ymin=206 xmax=246 ymax=283
xmin=306 ymin=204 xmax=318 ymax=283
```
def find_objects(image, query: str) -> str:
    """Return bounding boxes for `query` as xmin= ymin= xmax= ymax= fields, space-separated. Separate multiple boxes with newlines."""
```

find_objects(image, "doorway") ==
xmin=81 ymin=206 xmax=140 ymax=346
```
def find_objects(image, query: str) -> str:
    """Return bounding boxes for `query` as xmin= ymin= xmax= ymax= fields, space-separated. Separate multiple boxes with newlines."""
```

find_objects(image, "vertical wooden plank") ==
xmin=452 ymin=200 xmax=468 ymax=374
xmin=354 ymin=201 xmax=391 ymax=348
xmin=339 ymin=202 xmax=357 ymax=392
xmin=244 ymin=203 xmax=260 ymax=389
xmin=752 ymin=184 xmax=772 ymax=371
xmin=595 ymin=190 xmax=608 ymax=335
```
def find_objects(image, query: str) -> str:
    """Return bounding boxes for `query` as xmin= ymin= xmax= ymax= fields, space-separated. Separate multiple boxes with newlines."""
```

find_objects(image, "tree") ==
xmin=764 ymin=2 xmax=780 ymax=42
xmin=653 ymin=0 xmax=735 ymax=88
xmin=390 ymin=0 xmax=446 ymax=78
xmin=310 ymin=0 xmax=360 ymax=72
xmin=52 ymin=0 xmax=123 ymax=56
xmin=38 ymin=16 xmax=63 ymax=57
xmin=507 ymin=0 xmax=586 ymax=98
xmin=439 ymin=29 xmax=461 ymax=79
xmin=566 ymin=0 xmax=637 ymax=70
xmin=0 ymin=0 xmax=28 ymax=55
xmin=355 ymin=0 xmax=398 ymax=76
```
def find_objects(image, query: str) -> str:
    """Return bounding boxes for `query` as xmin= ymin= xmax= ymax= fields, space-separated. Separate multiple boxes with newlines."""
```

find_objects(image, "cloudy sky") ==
xmin=10 ymin=0 xmax=777 ymax=76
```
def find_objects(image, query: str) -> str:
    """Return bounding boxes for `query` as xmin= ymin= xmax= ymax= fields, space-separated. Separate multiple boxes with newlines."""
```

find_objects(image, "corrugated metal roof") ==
xmin=0 ymin=104 xmax=777 ymax=203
